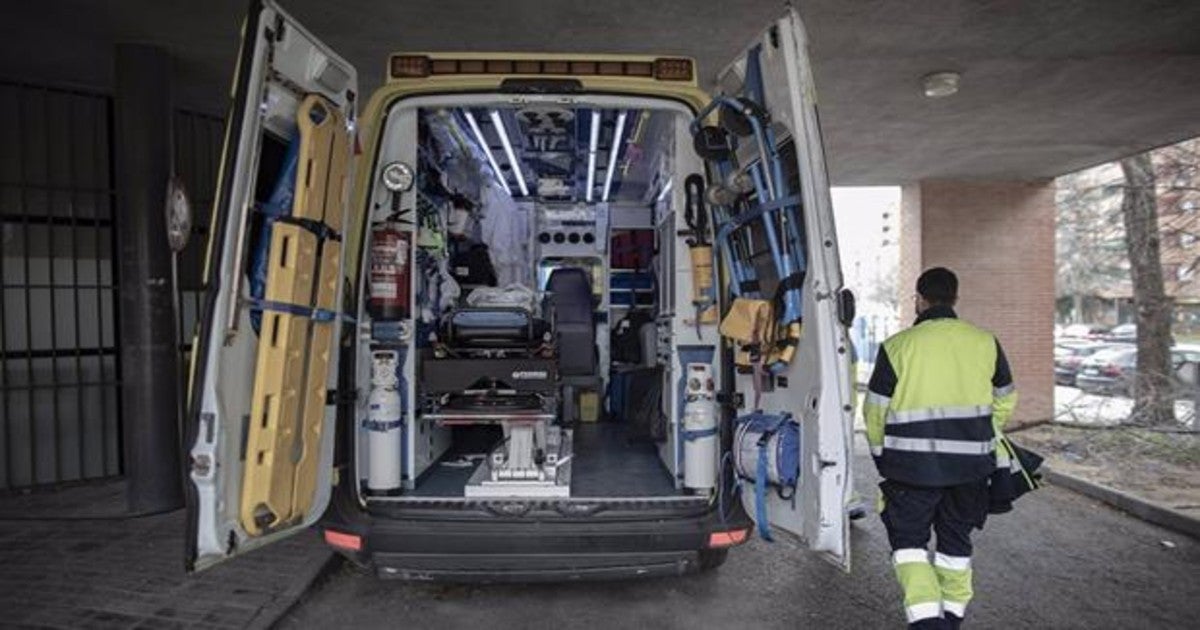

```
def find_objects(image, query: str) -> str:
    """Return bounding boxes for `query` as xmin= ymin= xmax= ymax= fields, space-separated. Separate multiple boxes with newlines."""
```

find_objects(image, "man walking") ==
xmin=864 ymin=267 xmax=1017 ymax=628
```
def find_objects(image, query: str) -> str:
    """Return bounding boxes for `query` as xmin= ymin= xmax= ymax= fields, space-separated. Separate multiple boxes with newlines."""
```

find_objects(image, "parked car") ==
xmin=1054 ymin=342 xmax=1114 ymax=386
xmin=1106 ymin=323 xmax=1136 ymax=343
xmin=1075 ymin=346 xmax=1138 ymax=395
xmin=1075 ymin=344 xmax=1200 ymax=396
xmin=1059 ymin=323 xmax=1110 ymax=340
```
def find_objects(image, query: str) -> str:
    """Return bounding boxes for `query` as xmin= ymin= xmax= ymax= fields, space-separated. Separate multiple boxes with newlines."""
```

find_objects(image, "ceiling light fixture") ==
xmin=921 ymin=71 xmax=960 ymax=98
xmin=585 ymin=110 xmax=601 ymax=203
xmin=601 ymin=110 xmax=628 ymax=202
xmin=490 ymin=110 xmax=528 ymax=196
xmin=464 ymin=110 xmax=510 ymax=194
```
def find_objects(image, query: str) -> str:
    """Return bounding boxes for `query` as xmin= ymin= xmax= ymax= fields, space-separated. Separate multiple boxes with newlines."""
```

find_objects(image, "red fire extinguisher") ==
xmin=368 ymin=222 xmax=411 ymax=320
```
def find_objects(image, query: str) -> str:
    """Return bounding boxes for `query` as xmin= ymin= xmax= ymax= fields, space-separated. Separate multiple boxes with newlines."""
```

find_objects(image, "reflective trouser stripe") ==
xmin=884 ymin=435 xmax=996 ymax=455
xmin=934 ymin=553 xmax=973 ymax=618
xmin=893 ymin=549 xmax=942 ymax=622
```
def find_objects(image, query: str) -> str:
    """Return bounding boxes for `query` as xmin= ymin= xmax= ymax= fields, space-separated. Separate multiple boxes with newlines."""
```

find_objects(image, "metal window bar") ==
xmin=0 ymin=81 xmax=122 ymax=490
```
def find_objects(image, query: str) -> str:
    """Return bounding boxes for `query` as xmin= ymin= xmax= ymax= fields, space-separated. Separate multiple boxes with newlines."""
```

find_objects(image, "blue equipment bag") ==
xmin=733 ymin=411 xmax=801 ymax=541
xmin=248 ymin=131 xmax=301 ymax=334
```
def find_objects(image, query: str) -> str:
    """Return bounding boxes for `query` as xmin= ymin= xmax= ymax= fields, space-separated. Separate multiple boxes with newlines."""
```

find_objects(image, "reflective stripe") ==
xmin=887 ymin=405 xmax=992 ymax=425
xmin=934 ymin=552 xmax=971 ymax=571
xmin=870 ymin=445 xmax=883 ymax=457
xmin=893 ymin=548 xmax=930 ymax=566
xmin=884 ymin=435 xmax=996 ymax=455
xmin=865 ymin=391 xmax=891 ymax=407
xmin=906 ymin=602 xmax=943 ymax=623
xmin=943 ymin=601 xmax=967 ymax=617
xmin=993 ymin=383 xmax=1016 ymax=398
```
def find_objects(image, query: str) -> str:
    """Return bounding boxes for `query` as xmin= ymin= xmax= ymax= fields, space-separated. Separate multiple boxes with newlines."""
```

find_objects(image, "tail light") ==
xmin=707 ymin=528 xmax=749 ymax=548
xmin=1100 ymin=363 xmax=1122 ymax=377
xmin=324 ymin=529 xmax=362 ymax=552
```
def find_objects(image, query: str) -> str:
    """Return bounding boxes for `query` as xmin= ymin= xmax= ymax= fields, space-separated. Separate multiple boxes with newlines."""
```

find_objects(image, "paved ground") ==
xmin=281 ymin=448 xmax=1200 ymax=629
xmin=0 ymin=480 xmax=334 ymax=629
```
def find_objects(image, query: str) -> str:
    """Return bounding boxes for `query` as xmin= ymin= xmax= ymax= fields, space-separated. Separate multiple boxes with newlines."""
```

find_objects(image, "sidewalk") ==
xmin=0 ymin=480 xmax=335 ymax=629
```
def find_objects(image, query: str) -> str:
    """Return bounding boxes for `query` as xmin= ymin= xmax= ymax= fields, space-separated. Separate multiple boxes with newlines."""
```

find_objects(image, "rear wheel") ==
xmin=697 ymin=548 xmax=729 ymax=572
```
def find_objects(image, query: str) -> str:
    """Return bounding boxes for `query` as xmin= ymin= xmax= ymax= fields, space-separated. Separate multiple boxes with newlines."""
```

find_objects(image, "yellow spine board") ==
xmin=241 ymin=94 xmax=349 ymax=536
xmin=290 ymin=239 xmax=341 ymax=516
xmin=241 ymin=224 xmax=318 ymax=534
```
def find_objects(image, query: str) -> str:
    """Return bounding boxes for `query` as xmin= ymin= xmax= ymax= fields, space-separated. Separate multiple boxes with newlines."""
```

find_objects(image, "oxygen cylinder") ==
xmin=682 ymin=363 xmax=718 ymax=491
xmin=366 ymin=350 xmax=403 ymax=494
xmin=368 ymin=223 xmax=411 ymax=320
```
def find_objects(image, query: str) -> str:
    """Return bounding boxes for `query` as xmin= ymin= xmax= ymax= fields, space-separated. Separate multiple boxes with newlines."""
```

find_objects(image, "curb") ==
xmin=250 ymin=549 xmax=344 ymax=630
xmin=1044 ymin=468 xmax=1200 ymax=540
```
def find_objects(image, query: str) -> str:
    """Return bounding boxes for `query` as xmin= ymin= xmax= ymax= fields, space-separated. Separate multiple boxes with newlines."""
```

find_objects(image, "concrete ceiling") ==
xmin=2 ymin=0 xmax=1199 ymax=184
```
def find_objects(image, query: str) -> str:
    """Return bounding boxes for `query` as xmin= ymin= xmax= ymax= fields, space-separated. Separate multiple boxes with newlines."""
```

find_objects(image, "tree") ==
xmin=1056 ymin=167 xmax=1128 ymax=322
xmin=1119 ymin=153 xmax=1174 ymax=425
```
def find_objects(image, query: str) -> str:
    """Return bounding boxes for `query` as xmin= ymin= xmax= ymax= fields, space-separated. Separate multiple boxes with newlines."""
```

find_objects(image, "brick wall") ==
xmin=898 ymin=179 xmax=1056 ymax=425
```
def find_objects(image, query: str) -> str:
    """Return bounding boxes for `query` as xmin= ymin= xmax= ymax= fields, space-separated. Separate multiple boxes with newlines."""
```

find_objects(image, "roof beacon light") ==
xmin=585 ymin=111 xmax=601 ymax=203
xmin=601 ymin=110 xmax=627 ymax=202
xmin=489 ymin=110 xmax=528 ymax=196
xmin=656 ymin=177 xmax=673 ymax=203
xmin=464 ymin=110 xmax=510 ymax=195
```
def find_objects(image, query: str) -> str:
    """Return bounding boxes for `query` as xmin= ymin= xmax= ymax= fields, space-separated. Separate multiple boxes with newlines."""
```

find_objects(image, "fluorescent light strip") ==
xmin=489 ymin=110 xmax=528 ymax=197
xmin=464 ymin=110 xmax=510 ymax=194
xmin=585 ymin=111 xmax=600 ymax=202
xmin=656 ymin=177 xmax=673 ymax=202
xmin=601 ymin=110 xmax=628 ymax=202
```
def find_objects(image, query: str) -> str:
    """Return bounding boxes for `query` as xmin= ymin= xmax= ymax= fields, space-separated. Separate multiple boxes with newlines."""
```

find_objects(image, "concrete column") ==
xmin=114 ymin=44 xmax=183 ymax=512
xmin=898 ymin=180 xmax=1056 ymax=426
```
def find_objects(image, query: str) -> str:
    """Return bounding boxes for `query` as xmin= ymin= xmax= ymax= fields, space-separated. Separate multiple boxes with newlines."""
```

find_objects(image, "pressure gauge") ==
xmin=381 ymin=161 xmax=414 ymax=192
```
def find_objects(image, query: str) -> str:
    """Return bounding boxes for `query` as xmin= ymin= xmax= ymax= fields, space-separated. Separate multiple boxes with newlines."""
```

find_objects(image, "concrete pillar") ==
xmin=113 ymin=44 xmax=183 ymax=513
xmin=899 ymin=180 xmax=1056 ymax=426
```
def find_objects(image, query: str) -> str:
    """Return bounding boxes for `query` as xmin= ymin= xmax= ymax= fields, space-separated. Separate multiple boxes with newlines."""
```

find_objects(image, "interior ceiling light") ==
xmin=585 ymin=110 xmax=601 ymax=203
xmin=601 ymin=110 xmax=628 ymax=202
xmin=922 ymin=71 xmax=960 ymax=98
xmin=489 ymin=110 xmax=529 ymax=197
xmin=656 ymin=177 xmax=673 ymax=202
xmin=463 ymin=110 xmax=511 ymax=194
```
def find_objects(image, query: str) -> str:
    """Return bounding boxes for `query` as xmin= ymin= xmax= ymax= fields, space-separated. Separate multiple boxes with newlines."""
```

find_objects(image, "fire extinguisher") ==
xmin=368 ymin=222 xmax=411 ymax=320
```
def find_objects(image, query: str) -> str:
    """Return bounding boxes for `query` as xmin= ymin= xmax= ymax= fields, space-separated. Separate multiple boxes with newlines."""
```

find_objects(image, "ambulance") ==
xmin=185 ymin=0 xmax=856 ymax=580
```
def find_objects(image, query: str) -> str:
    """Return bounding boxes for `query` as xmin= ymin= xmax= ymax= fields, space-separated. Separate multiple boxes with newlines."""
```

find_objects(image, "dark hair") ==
xmin=917 ymin=267 xmax=958 ymax=305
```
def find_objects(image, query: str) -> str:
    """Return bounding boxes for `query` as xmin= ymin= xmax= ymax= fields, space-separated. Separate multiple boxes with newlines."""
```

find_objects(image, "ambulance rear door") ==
xmin=714 ymin=8 xmax=855 ymax=570
xmin=184 ymin=0 xmax=357 ymax=572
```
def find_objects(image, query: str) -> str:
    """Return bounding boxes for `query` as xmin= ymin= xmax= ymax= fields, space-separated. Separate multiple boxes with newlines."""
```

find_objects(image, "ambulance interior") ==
xmin=355 ymin=98 xmax=727 ymax=503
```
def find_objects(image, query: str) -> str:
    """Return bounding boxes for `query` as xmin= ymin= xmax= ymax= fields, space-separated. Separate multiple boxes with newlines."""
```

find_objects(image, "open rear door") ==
xmin=184 ymin=0 xmax=357 ymax=571
xmin=716 ymin=9 xmax=854 ymax=569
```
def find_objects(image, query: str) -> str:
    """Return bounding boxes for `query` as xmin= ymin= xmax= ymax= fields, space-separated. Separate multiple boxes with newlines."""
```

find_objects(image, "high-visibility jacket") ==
xmin=865 ymin=306 xmax=1017 ymax=487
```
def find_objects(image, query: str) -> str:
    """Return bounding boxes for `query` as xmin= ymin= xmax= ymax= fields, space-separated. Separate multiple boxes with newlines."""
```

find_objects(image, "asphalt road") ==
xmin=280 ymin=447 xmax=1200 ymax=629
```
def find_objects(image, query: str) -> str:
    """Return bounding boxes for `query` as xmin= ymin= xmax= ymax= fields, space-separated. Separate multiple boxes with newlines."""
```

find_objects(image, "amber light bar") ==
xmin=390 ymin=55 xmax=693 ymax=82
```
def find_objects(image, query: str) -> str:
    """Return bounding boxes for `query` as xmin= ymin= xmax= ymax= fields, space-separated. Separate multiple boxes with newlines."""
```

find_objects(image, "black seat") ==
xmin=544 ymin=268 xmax=597 ymax=377
xmin=543 ymin=268 xmax=600 ymax=422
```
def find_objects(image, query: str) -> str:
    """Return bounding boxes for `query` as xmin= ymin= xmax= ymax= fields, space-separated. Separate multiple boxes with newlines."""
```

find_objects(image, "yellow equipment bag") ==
xmin=720 ymin=297 xmax=776 ymax=367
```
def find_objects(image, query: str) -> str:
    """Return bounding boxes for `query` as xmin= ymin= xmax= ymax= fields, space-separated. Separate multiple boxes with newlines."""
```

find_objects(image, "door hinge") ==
xmin=716 ymin=392 xmax=745 ymax=410
xmin=326 ymin=388 xmax=357 ymax=406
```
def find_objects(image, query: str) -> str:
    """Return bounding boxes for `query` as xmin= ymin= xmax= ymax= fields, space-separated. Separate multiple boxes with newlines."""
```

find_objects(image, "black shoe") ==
xmin=944 ymin=613 xmax=963 ymax=629
xmin=909 ymin=618 xmax=946 ymax=630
